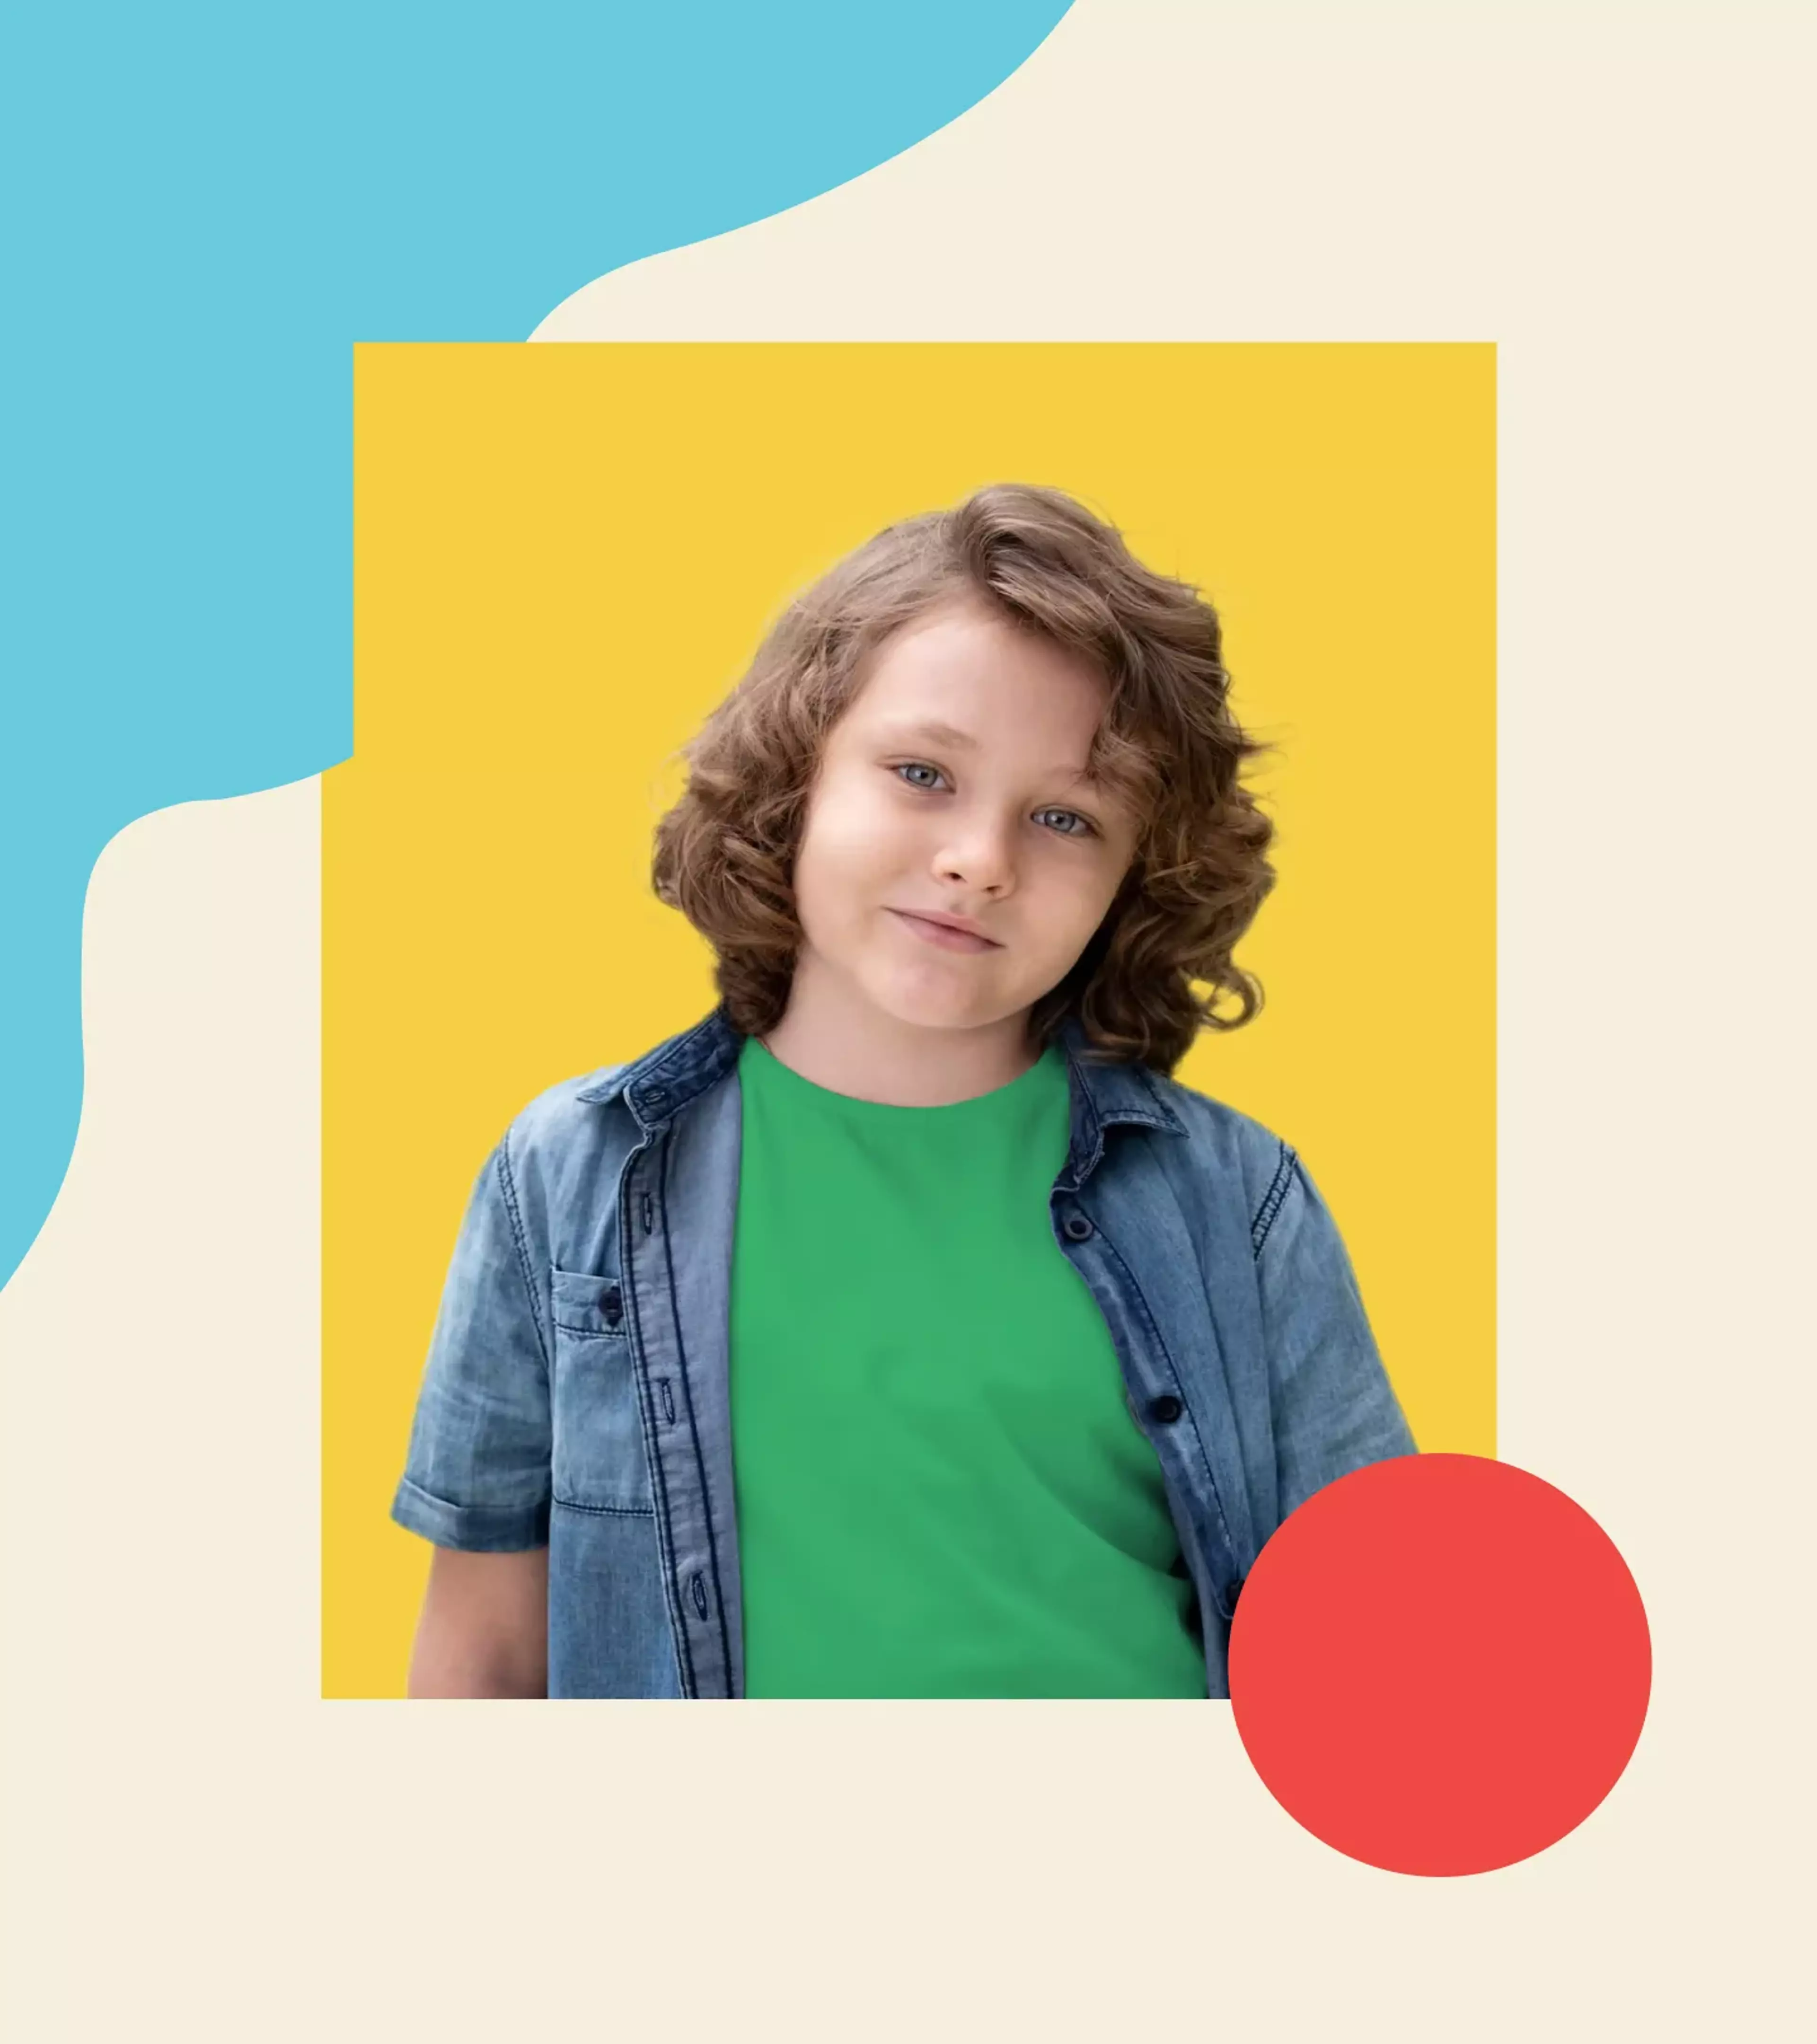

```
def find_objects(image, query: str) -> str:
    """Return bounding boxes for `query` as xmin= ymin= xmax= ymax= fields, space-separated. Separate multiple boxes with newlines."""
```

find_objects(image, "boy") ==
xmin=391 ymin=483 xmax=1417 ymax=1699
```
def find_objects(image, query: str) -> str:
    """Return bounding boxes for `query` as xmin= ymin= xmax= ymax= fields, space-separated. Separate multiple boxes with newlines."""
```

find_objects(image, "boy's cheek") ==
xmin=795 ymin=800 xmax=883 ymax=875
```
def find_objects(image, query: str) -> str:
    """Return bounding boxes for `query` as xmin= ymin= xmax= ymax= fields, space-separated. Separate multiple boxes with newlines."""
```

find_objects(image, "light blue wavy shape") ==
xmin=0 ymin=1 xmax=1075 ymax=1291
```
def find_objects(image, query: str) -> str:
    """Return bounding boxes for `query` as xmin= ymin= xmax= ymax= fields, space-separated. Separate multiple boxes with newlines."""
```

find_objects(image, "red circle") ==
xmin=1228 ymin=1454 xmax=1651 ymax=1876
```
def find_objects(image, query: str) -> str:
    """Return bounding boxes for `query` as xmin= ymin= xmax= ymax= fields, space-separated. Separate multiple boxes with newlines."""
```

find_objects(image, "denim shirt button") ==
xmin=600 ymin=1285 xmax=623 ymax=1325
xmin=1150 ymin=1394 xmax=1183 ymax=1423
xmin=1062 ymin=1213 xmax=1094 ymax=1242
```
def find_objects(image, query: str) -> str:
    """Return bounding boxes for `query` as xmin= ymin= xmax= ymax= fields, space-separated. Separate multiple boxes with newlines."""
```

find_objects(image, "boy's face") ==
xmin=788 ymin=599 xmax=1142 ymax=1042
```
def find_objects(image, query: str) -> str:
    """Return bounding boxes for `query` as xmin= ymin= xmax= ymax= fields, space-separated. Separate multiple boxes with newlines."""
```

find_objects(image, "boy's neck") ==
xmin=756 ymin=963 xmax=1043 ymax=1108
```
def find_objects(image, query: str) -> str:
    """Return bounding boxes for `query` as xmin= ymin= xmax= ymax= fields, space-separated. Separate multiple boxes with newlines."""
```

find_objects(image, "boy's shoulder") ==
xmin=1140 ymin=1060 xmax=1289 ymax=1154
xmin=485 ymin=1065 xmax=648 ymax=1242
xmin=493 ymin=1008 xmax=732 ymax=1179
xmin=502 ymin=1062 xmax=633 ymax=1158
xmin=1134 ymin=1064 xmax=1298 ymax=1219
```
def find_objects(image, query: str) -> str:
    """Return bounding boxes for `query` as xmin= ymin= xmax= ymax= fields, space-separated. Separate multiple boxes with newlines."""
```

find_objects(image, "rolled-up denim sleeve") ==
xmin=1258 ymin=1145 xmax=1418 ymax=1522
xmin=389 ymin=1135 xmax=553 ymax=1552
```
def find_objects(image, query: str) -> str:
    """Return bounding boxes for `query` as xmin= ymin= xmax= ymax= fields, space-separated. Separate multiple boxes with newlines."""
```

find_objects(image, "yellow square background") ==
xmin=326 ymin=341 xmax=1495 ymax=1699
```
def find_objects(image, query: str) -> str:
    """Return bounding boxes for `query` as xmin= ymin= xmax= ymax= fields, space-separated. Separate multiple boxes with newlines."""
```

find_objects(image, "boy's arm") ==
xmin=407 ymin=1547 xmax=549 ymax=1699
xmin=1256 ymin=1144 xmax=1419 ymax=1526
xmin=392 ymin=1132 xmax=556 ymax=1694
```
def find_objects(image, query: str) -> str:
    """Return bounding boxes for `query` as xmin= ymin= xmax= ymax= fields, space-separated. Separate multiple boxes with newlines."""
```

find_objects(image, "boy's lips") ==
xmin=887 ymin=907 xmax=1002 ymax=953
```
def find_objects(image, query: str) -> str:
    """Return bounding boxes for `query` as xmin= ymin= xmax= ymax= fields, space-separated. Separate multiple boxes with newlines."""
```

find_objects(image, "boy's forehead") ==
xmin=851 ymin=623 xmax=1111 ymax=731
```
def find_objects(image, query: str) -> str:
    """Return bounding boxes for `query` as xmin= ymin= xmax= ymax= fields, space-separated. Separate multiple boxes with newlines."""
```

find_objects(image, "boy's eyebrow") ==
xmin=876 ymin=717 xmax=1104 ymax=788
xmin=888 ymin=717 xmax=978 ymax=751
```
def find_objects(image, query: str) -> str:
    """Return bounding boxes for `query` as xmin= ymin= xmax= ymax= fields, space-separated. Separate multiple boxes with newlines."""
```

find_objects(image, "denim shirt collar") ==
xmin=574 ymin=1002 xmax=1186 ymax=1190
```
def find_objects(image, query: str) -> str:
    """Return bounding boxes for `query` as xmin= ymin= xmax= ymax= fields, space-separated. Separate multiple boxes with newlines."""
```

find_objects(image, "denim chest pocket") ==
xmin=548 ymin=1266 xmax=653 ymax=1513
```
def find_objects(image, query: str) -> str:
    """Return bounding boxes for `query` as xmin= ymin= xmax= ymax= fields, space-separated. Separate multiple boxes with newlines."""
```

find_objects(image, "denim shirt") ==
xmin=391 ymin=1001 xmax=1418 ymax=1698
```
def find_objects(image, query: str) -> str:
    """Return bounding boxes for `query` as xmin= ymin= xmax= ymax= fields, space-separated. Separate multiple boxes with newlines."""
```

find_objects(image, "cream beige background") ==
xmin=3 ymin=2 xmax=1811 ymax=2037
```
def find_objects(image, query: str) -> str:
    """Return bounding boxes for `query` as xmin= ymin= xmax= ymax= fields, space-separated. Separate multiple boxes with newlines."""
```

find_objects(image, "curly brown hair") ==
xmin=651 ymin=483 xmax=1279 ymax=1075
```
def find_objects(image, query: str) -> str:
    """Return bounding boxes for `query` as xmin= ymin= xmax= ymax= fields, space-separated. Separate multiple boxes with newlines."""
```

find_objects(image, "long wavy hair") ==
xmin=651 ymin=483 xmax=1279 ymax=1075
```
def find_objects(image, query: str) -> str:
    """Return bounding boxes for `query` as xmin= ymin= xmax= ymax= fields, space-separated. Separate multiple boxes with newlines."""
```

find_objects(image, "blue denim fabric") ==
xmin=390 ymin=1002 xmax=1418 ymax=1697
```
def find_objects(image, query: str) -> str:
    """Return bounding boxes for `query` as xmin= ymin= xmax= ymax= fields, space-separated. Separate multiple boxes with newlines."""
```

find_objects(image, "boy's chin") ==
xmin=864 ymin=974 xmax=1025 ymax=1036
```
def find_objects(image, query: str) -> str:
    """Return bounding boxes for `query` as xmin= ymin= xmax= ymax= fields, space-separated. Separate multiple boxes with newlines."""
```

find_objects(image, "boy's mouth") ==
xmin=887 ymin=908 xmax=1002 ymax=953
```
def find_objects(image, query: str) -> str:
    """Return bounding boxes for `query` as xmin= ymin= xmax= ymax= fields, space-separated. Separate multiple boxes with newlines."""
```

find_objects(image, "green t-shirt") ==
xmin=729 ymin=1032 xmax=1207 ymax=1698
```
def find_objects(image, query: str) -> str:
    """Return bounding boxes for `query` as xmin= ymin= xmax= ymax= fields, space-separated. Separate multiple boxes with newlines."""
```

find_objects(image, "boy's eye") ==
xmin=891 ymin=763 xmax=1097 ymax=839
xmin=1035 ymin=807 xmax=1096 ymax=838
